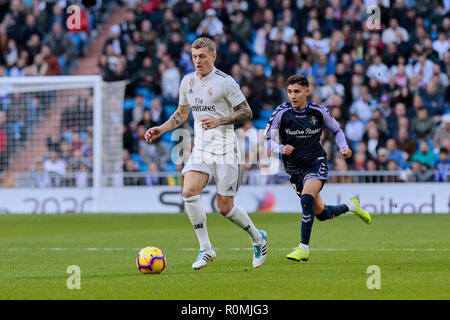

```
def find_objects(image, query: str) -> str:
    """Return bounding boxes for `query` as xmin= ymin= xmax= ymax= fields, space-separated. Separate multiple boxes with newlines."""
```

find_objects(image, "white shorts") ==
xmin=181 ymin=148 xmax=242 ymax=196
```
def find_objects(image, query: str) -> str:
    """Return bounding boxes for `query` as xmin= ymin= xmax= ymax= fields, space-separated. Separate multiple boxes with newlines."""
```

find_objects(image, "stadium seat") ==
xmin=130 ymin=153 xmax=148 ymax=172
xmin=251 ymin=55 xmax=268 ymax=66
xmin=79 ymin=131 xmax=88 ymax=144
xmin=254 ymin=119 xmax=268 ymax=130
xmin=161 ymin=132 xmax=173 ymax=144
xmin=187 ymin=33 xmax=197 ymax=44
xmin=164 ymin=105 xmax=177 ymax=115
xmin=259 ymin=109 xmax=273 ymax=121
xmin=124 ymin=98 xmax=135 ymax=110
xmin=57 ymin=56 xmax=66 ymax=74
xmin=164 ymin=161 xmax=176 ymax=172
xmin=70 ymin=33 xmax=82 ymax=57
xmin=264 ymin=64 xmax=272 ymax=77
xmin=136 ymin=88 xmax=154 ymax=101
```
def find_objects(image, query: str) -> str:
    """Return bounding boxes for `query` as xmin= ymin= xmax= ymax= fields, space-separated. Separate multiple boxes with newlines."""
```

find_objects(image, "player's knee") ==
xmin=300 ymin=194 xmax=315 ymax=213
xmin=315 ymin=209 xmax=327 ymax=221
xmin=217 ymin=206 xmax=233 ymax=216
xmin=182 ymin=189 xmax=200 ymax=200
xmin=216 ymin=203 xmax=233 ymax=216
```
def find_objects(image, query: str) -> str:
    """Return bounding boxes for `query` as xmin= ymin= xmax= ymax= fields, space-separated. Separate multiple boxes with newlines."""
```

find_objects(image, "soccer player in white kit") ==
xmin=145 ymin=37 xmax=267 ymax=270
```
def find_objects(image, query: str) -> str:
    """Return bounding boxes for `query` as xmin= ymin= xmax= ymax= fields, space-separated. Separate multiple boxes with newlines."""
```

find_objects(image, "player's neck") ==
xmin=292 ymin=101 xmax=307 ymax=110
xmin=197 ymin=66 xmax=215 ymax=79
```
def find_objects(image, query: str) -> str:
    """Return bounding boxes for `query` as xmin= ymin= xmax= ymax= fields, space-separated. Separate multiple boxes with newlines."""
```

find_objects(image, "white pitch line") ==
xmin=2 ymin=248 xmax=449 ymax=252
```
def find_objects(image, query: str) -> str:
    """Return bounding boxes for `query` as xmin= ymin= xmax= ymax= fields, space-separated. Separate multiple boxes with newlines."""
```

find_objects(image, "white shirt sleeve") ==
xmin=178 ymin=75 xmax=189 ymax=106
xmin=223 ymin=76 xmax=246 ymax=108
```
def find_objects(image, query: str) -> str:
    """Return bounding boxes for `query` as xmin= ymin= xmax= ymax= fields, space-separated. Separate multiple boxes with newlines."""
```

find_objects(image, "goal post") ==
xmin=0 ymin=76 xmax=126 ymax=213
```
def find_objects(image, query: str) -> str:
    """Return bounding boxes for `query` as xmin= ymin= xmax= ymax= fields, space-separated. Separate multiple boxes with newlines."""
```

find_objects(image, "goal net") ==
xmin=0 ymin=76 xmax=126 ymax=213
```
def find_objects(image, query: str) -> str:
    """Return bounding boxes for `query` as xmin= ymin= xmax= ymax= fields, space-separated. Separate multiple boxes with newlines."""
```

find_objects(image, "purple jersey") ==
xmin=265 ymin=101 xmax=348 ymax=175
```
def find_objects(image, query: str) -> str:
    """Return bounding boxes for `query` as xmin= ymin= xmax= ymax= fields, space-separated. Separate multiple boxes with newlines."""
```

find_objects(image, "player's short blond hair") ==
xmin=192 ymin=37 xmax=216 ymax=53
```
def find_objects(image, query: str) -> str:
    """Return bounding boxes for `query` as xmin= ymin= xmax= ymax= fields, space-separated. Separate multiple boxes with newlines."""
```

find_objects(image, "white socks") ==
xmin=346 ymin=201 xmax=356 ymax=212
xmin=184 ymin=196 xmax=262 ymax=248
xmin=225 ymin=206 xmax=263 ymax=245
xmin=300 ymin=243 xmax=309 ymax=251
xmin=183 ymin=195 xmax=211 ymax=250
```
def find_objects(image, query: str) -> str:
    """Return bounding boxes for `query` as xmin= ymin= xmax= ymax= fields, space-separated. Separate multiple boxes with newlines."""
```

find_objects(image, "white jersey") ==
xmin=179 ymin=67 xmax=246 ymax=154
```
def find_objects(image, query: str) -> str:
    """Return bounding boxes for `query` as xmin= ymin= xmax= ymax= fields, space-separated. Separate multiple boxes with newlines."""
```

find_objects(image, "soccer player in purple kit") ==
xmin=264 ymin=75 xmax=372 ymax=262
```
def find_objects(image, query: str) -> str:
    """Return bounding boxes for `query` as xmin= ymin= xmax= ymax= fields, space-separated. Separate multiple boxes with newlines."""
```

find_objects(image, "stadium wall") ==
xmin=0 ymin=184 xmax=448 ymax=214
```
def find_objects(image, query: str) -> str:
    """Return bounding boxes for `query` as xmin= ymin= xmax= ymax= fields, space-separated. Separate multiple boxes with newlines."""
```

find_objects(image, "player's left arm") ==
xmin=200 ymin=100 xmax=252 ymax=129
xmin=321 ymin=108 xmax=352 ymax=159
xmin=200 ymin=76 xmax=252 ymax=129
xmin=221 ymin=100 xmax=253 ymax=124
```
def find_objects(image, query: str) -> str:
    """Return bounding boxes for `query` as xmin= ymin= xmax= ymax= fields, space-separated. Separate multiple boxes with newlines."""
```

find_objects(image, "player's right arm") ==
xmin=145 ymin=104 xmax=190 ymax=143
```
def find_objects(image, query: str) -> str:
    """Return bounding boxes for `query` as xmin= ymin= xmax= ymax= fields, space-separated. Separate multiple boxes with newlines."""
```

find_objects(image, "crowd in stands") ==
xmin=2 ymin=0 xmax=450 ymax=187
xmin=1 ymin=0 xmax=105 ymax=76
xmin=0 ymin=0 xmax=109 ymax=186
xmin=106 ymin=0 xmax=450 ymax=185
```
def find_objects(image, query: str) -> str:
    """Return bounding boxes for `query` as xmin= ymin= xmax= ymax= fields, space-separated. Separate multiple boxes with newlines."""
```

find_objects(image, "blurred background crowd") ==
xmin=1 ymin=0 xmax=450 ymax=187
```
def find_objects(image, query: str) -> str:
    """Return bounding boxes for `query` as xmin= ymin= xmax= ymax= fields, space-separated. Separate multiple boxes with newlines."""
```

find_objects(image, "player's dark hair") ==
xmin=286 ymin=75 xmax=309 ymax=88
xmin=440 ymin=147 xmax=449 ymax=154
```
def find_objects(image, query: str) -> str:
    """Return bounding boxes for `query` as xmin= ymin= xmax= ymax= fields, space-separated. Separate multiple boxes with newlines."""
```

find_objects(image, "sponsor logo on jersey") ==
xmin=285 ymin=127 xmax=321 ymax=136
xmin=192 ymin=105 xmax=216 ymax=112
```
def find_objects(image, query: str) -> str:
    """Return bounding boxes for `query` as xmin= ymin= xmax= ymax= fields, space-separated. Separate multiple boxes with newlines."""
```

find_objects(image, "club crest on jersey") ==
xmin=207 ymin=87 xmax=213 ymax=96
xmin=310 ymin=116 xmax=318 ymax=126
xmin=188 ymin=78 xmax=195 ymax=93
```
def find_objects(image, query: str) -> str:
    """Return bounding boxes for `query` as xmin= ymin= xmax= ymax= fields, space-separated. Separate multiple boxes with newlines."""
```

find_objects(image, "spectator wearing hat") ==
xmin=377 ymin=147 xmax=390 ymax=170
xmin=433 ymin=113 xmax=450 ymax=149
xmin=196 ymin=8 xmax=223 ymax=37
xmin=103 ymin=24 xmax=126 ymax=56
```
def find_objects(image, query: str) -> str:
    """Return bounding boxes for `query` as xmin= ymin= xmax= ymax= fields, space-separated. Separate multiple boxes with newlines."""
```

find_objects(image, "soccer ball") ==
xmin=136 ymin=246 xmax=166 ymax=274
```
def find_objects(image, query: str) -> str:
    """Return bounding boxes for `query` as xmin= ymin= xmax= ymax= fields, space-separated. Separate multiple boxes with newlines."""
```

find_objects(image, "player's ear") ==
xmin=305 ymin=87 xmax=311 ymax=95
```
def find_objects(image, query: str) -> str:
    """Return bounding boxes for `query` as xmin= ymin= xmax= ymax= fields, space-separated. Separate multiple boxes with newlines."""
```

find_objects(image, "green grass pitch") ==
xmin=0 ymin=213 xmax=449 ymax=300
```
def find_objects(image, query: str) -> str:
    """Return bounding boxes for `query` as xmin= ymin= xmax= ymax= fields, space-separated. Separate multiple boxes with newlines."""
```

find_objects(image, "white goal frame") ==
xmin=0 ymin=76 xmax=115 ymax=213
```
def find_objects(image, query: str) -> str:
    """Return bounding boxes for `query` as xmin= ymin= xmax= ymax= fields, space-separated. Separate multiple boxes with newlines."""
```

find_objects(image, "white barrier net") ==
xmin=0 ymin=76 xmax=125 ymax=191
